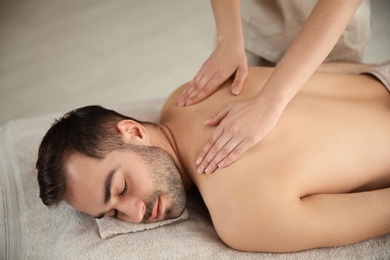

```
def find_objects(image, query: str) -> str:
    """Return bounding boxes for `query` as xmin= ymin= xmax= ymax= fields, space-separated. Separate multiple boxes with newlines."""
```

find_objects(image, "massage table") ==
xmin=1 ymin=99 xmax=389 ymax=259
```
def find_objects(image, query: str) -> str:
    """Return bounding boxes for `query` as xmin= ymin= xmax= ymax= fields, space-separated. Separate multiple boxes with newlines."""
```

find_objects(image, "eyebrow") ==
xmin=93 ymin=164 xmax=120 ymax=219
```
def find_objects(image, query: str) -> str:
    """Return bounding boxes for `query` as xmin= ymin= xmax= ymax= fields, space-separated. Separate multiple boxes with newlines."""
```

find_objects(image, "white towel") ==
xmin=96 ymin=209 xmax=189 ymax=239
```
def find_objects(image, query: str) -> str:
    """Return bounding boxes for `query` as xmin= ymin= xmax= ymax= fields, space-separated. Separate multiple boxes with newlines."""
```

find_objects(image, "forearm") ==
xmin=211 ymin=0 xmax=243 ymax=46
xmin=257 ymin=0 xmax=362 ymax=108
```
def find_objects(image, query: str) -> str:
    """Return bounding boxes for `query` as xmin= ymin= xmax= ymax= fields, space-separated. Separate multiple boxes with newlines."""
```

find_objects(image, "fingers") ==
xmin=196 ymin=132 xmax=251 ymax=174
xmin=195 ymin=126 xmax=231 ymax=174
xmin=231 ymin=65 xmax=248 ymax=95
xmin=178 ymin=71 xmax=226 ymax=107
xmin=215 ymin=141 xmax=248 ymax=169
xmin=204 ymin=107 xmax=229 ymax=126
xmin=179 ymin=65 xmax=247 ymax=106
xmin=197 ymin=108 xmax=232 ymax=173
xmin=196 ymin=116 xmax=248 ymax=174
xmin=198 ymin=137 xmax=243 ymax=174
xmin=179 ymin=41 xmax=248 ymax=106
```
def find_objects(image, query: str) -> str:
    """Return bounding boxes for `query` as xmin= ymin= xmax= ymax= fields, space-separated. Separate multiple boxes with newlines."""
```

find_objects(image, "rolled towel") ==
xmin=96 ymin=209 xmax=189 ymax=239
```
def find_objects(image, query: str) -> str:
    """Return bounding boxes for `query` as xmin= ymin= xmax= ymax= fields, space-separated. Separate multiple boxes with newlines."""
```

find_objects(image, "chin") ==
xmin=158 ymin=197 xmax=184 ymax=221
xmin=166 ymin=209 xmax=184 ymax=220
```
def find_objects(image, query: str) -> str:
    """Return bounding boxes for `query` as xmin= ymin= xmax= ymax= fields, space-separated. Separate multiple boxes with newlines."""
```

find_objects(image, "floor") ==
xmin=0 ymin=0 xmax=389 ymax=126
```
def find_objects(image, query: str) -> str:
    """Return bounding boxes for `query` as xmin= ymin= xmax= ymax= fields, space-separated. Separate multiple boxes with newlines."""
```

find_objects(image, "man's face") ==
xmin=64 ymin=146 xmax=186 ymax=223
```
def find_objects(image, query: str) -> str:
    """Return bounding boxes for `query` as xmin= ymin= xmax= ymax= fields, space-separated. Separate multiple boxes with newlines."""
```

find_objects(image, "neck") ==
xmin=145 ymin=124 xmax=193 ymax=190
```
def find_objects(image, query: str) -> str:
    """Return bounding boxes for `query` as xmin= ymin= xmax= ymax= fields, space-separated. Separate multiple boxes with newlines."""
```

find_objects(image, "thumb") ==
xmin=231 ymin=65 xmax=248 ymax=95
xmin=204 ymin=107 xmax=230 ymax=126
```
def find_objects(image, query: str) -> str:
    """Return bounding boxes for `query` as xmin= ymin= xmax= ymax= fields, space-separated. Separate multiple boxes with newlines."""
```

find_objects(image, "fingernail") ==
xmin=232 ymin=87 xmax=239 ymax=95
xmin=196 ymin=157 xmax=202 ymax=165
xmin=205 ymin=166 xmax=211 ymax=174
xmin=204 ymin=119 xmax=211 ymax=125
xmin=218 ymin=161 xmax=224 ymax=168
xmin=185 ymin=99 xmax=192 ymax=106
xmin=178 ymin=99 xmax=185 ymax=107
xmin=197 ymin=165 xmax=204 ymax=174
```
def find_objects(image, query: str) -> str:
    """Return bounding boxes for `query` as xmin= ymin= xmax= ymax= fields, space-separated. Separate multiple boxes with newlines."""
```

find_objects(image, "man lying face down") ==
xmin=36 ymin=64 xmax=390 ymax=253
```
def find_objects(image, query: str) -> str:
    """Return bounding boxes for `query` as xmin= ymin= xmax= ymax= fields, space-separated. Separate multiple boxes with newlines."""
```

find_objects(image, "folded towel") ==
xmin=96 ymin=209 xmax=189 ymax=239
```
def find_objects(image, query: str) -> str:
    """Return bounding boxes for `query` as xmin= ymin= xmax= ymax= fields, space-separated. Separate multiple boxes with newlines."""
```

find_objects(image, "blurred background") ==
xmin=0 ymin=0 xmax=389 ymax=126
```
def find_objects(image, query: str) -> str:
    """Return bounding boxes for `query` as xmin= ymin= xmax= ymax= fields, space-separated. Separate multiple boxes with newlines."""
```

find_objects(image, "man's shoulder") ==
xmin=159 ymin=66 xmax=274 ymax=124
xmin=159 ymin=82 xmax=189 ymax=123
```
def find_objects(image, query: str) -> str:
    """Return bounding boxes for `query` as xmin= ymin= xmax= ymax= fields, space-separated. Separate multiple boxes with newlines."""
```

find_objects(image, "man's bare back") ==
xmin=160 ymin=67 xmax=390 ymax=252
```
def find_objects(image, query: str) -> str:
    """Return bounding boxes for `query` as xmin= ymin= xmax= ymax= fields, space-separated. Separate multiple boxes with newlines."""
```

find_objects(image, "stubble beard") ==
xmin=134 ymin=145 xmax=187 ymax=223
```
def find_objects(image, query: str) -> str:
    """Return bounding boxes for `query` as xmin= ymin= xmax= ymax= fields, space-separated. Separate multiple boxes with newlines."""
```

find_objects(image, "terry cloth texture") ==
xmin=96 ymin=209 xmax=189 ymax=239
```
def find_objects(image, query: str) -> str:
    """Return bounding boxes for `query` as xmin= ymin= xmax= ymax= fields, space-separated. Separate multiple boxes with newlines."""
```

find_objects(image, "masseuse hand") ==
xmin=178 ymin=41 xmax=248 ymax=107
xmin=196 ymin=95 xmax=284 ymax=174
xmin=194 ymin=0 xmax=362 ymax=174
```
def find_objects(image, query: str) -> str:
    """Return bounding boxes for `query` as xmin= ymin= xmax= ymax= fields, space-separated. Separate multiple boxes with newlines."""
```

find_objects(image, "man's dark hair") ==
xmin=36 ymin=105 xmax=155 ymax=207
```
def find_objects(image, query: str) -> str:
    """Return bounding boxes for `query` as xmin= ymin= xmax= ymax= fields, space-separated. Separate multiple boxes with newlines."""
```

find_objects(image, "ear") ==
xmin=116 ymin=120 xmax=150 ymax=145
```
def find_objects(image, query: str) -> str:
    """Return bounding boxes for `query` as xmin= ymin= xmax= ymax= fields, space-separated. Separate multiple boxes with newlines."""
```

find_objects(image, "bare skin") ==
xmin=180 ymin=0 xmax=364 ymax=175
xmin=64 ymin=66 xmax=390 ymax=253
xmin=161 ymin=66 xmax=390 ymax=252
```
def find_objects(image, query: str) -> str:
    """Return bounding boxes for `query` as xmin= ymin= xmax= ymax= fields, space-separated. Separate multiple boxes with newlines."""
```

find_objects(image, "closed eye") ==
xmin=110 ymin=181 xmax=128 ymax=219
xmin=120 ymin=181 xmax=128 ymax=196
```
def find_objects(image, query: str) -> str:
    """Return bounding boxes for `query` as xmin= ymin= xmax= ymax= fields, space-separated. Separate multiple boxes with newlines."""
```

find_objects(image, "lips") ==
xmin=149 ymin=196 xmax=164 ymax=222
xmin=156 ymin=197 xmax=164 ymax=221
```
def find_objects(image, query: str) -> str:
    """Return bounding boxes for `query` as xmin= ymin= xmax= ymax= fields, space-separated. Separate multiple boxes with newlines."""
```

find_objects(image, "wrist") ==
xmin=254 ymin=90 xmax=289 ymax=114
xmin=216 ymin=34 xmax=244 ymax=49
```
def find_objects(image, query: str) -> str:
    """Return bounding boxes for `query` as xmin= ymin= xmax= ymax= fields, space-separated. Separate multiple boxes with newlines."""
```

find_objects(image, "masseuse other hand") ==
xmin=196 ymin=96 xmax=284 ymax=174
xmin=178 ymin=41 xmax=248 ymax=107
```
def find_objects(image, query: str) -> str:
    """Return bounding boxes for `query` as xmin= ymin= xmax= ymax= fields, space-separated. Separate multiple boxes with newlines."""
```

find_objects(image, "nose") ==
xmin=116 ymin=198 xmax=146 ymax=223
